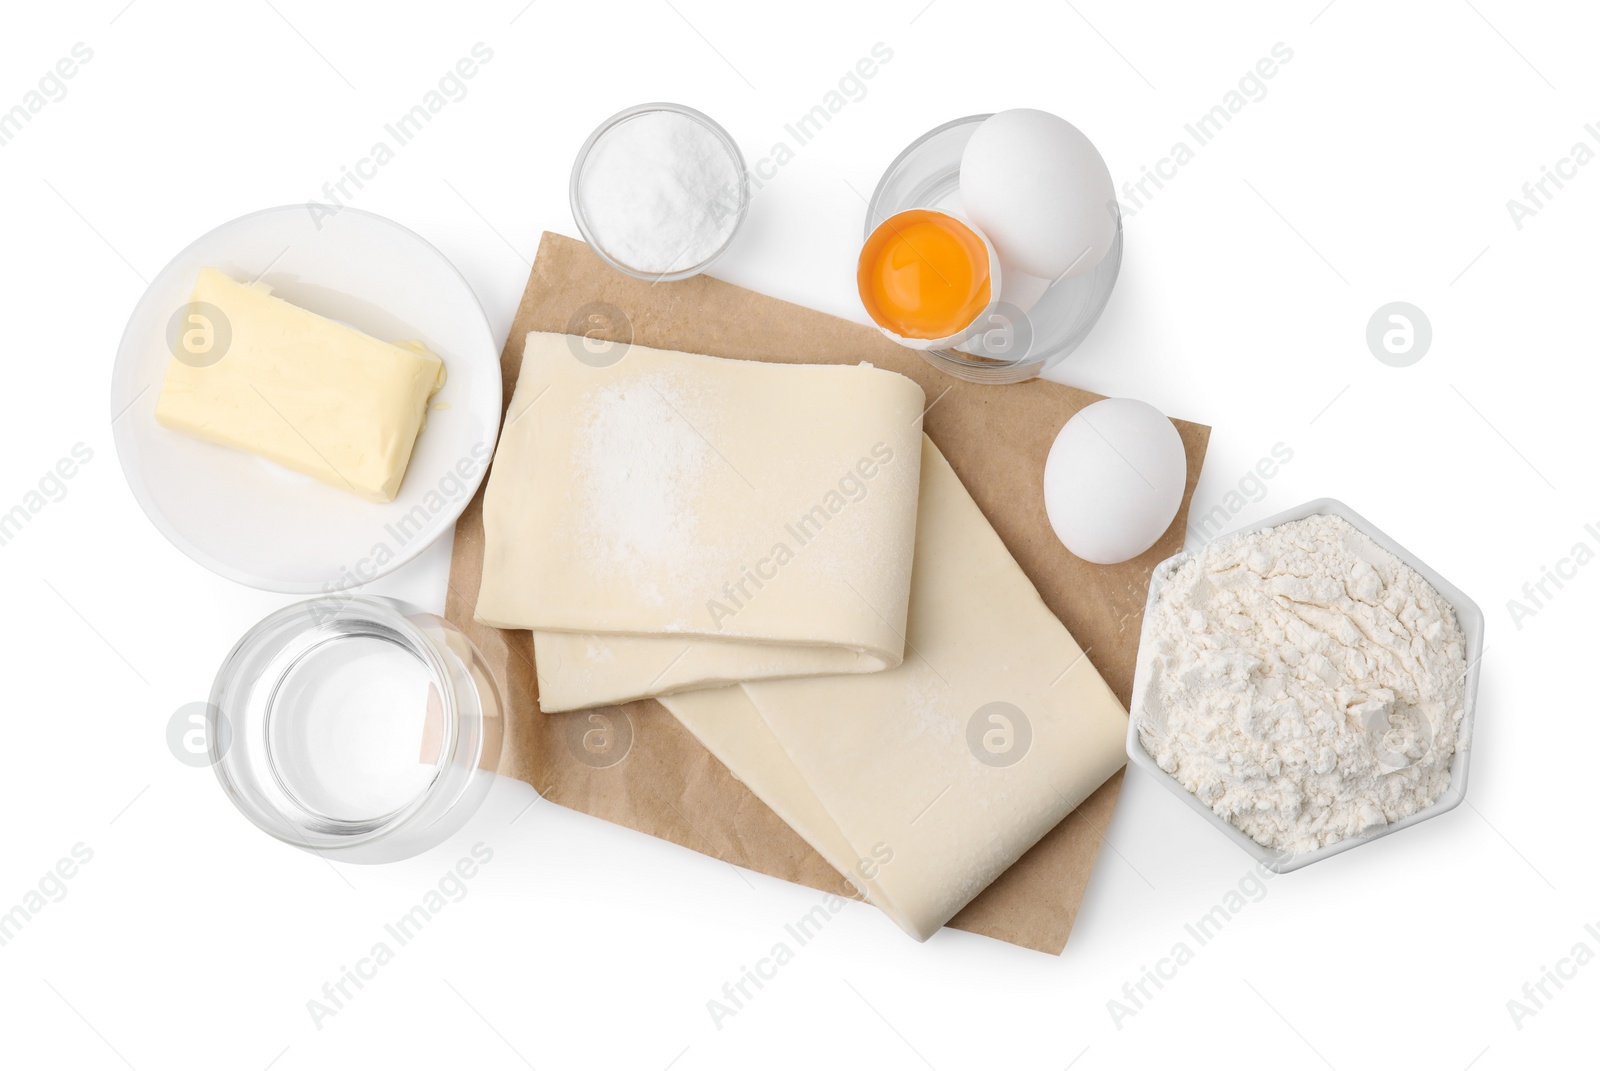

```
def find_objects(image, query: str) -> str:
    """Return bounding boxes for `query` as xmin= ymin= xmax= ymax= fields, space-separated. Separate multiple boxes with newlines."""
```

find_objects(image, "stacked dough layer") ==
xmin=476 ymin=333 xmax=926 ymax=707
xmin=476 ymin=332 xmax=1128 ymax=941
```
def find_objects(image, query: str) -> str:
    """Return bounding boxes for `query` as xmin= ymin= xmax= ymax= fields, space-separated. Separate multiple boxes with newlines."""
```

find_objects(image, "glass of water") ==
xmin=208 ymin=595 xmax=503 ymax=863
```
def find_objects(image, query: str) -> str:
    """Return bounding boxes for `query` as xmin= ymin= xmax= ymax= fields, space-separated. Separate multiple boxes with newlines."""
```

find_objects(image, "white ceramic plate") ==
xmin=111 ymin=205 xmax=501 ymax=593
xmin=1126 ymin=498 xmax=1484 ymax=874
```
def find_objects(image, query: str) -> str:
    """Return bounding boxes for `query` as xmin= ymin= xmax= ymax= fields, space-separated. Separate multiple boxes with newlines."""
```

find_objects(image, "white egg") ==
xmin=960 ymin=109 xmax=1116 ymax=282
xmin=1043 ymin=398 xmax=1186 ymax=565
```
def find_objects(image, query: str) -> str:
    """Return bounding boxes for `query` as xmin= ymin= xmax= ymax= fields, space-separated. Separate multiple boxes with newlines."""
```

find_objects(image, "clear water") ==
xmin=267 ymin=629 xmax=440 ymax=824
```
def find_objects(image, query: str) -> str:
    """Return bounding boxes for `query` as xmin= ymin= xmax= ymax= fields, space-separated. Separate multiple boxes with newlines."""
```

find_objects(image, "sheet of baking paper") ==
xmin=444 ymin=232 xmax=1212 ymax=954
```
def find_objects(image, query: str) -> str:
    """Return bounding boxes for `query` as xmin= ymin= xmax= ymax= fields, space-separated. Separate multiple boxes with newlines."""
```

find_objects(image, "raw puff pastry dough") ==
xmin=663 ymin=439 xmax=1129 ymax=941
xmin=475 ymin=332 xmax=926 ymax=711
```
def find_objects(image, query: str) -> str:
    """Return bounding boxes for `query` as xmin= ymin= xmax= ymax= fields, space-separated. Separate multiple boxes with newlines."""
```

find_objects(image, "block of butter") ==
xmin=155 ymin=267 xmax=446 ymax=502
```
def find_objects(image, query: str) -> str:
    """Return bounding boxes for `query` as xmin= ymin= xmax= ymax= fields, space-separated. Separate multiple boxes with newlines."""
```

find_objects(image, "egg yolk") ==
xmin=858 ymin=210 xmax=991 ymax=341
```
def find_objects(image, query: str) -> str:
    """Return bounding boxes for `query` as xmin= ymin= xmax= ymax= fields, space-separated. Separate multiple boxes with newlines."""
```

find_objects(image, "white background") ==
xmin=1 ymin=1 xmax=1595 ymax=1068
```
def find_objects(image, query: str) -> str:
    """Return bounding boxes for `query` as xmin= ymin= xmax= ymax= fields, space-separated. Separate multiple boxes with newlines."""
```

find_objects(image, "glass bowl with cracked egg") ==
xmin=1125 ymin=498 xmax=1484 ymax=874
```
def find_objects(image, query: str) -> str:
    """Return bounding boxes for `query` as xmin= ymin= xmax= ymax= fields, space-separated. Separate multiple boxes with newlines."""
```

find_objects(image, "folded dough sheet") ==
xmin=663 ymin=438 xmax=1128 ymax=940
xmin=476 ymin=332 xmax=927 ymax=711
xmin=477 ymin=333 xmax=1128 ymax=941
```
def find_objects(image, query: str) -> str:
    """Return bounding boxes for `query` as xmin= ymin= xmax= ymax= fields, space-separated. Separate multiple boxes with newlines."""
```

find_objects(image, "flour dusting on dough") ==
xmin=570 ymin=371 xmax=718 ymax=601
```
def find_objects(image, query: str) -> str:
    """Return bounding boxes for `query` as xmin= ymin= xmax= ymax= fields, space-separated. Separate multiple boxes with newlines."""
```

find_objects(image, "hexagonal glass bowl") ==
xmin=1125 ymin=498 xmax=1484 ymax=874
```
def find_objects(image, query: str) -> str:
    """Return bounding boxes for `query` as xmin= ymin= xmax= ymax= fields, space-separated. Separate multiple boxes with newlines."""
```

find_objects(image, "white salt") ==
xmin=576 ymin=109 xmax=743 ymax=275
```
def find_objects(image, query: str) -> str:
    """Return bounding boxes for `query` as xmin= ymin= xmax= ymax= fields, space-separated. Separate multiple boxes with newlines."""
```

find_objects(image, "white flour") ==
xmin=1136 ymin=514 xmax=1468 ymax=854
xmin=570 ymin=372 xmax=716 ymax=607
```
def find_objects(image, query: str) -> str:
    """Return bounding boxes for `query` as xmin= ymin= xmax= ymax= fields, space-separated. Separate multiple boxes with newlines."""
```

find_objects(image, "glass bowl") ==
xmin=208 ymin=595 xmax=503 ymax=863
xmin=865 ymin=114 xmax=1123 ymax=384
xmin=570 ymin=102 xmax=749 ymax=282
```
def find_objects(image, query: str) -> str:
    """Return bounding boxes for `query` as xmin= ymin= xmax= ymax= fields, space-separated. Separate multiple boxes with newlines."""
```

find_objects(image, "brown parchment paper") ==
xmin=445 ymin=232 xmax=1211 ymax=954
